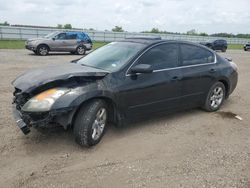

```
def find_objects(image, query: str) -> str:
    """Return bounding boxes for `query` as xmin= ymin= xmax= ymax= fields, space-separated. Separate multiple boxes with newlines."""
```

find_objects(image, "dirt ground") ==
xmin=0 ymin=49 xmax=250 ymax=188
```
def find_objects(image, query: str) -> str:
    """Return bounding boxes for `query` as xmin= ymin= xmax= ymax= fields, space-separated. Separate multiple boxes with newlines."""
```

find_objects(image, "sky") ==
xmin=0 ymin=0 xmax=250 ymax=34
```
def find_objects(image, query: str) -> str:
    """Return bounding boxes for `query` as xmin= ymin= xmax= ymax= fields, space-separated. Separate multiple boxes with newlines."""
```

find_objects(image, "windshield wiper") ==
xmin=80 ymin=64 xmax=109 ymax=72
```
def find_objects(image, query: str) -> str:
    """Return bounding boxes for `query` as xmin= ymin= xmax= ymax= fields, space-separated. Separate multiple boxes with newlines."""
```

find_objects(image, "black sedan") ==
xmin=12 ymin=37 xmax=238 ymax=147
xmin=200 ymin=39 xmax=228 ymax=52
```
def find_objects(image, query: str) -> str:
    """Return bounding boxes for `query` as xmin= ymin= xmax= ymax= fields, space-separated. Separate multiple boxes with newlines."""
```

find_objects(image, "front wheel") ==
xmin=36 ymin=45 xmax=49 ymax=56
xmin=73 ymin=100 xmax=108 ymax=147
xmin=203 ymin=82 xmax=226 ymax=112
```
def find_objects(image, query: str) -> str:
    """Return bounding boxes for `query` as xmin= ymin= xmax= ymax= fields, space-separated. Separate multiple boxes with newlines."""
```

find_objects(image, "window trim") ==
xmin=55 ymin=32 xmax=67 ymax=40
xmin=126 ymin=42 xmax=216 ymax=76
xmin=179 ymin=42 xmax=215 ymax=67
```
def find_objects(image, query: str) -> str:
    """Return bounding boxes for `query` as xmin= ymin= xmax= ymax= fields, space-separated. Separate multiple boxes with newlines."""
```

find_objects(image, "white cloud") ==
xmin=0 ymin=0 xmax=249 ymax=34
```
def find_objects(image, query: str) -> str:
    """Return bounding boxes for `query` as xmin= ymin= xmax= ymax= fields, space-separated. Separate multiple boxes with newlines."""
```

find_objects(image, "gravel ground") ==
xmin=0 ymin=49 xmax=250 ymax=188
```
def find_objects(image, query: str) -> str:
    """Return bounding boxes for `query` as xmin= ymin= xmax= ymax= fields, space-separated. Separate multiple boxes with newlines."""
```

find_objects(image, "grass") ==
xmin=0 ymin=40 xmax=108 ymax=50
xmin=93 ymin=42 xmax=108 ymax=49
xmin=0 ymin=40 xmax=25 ymax=49
xmin=228 ymin=44 xmax=243 ymax=50
xmin=0 ymin=40 xmax=244 ymax=50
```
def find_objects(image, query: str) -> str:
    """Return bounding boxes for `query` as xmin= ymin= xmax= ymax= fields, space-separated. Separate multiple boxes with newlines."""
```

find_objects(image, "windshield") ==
xmin=44 ymin=31 xmax=60 ymax=39
xmin=77 ymin=42 xmax=146 ymax=72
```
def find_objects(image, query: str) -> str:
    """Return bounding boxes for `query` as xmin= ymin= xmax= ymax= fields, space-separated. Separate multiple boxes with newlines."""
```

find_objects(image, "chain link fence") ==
xmin=0 ymin=26 xmax=249 ymax=44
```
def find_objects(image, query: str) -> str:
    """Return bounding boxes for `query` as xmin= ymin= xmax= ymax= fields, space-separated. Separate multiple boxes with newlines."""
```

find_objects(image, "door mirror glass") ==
xmin=130 ymin=64 xmax=153 ymax=74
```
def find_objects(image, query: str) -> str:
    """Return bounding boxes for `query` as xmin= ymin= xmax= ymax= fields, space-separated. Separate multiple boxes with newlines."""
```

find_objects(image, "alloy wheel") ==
xmin=91 ymin=108 xmax=107 ymax=141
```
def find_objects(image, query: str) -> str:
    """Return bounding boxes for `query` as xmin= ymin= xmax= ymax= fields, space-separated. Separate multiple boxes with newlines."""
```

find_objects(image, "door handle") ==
xmin=209 ymin=68 xmax=216 ymax=73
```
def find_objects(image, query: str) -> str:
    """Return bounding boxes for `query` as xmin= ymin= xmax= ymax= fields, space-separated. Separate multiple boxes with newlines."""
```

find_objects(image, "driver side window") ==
xmin=55 ymin=33 xmax=66 ymax=40
xmin=137 ymin=43 xmax=179 ymax=70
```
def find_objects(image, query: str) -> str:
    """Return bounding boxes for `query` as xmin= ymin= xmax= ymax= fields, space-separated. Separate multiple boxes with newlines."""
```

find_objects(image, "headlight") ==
xmin=22 ymin=88 xmax=70 ymax=112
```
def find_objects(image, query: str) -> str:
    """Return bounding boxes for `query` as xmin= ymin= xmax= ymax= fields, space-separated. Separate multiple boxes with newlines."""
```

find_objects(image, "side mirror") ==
xmin=130 ymin=64 xmax=153 ymax=74
xmin=52 ymin=37 xmax=55 ymax=41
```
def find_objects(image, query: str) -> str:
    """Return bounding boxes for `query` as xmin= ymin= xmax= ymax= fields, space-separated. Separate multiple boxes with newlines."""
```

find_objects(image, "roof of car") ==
xmin=121 ymin=37 xmax=163 ymax=44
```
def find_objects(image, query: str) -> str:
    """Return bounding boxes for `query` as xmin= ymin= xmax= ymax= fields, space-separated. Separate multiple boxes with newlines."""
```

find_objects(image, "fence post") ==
xmin=0 ymin=27 xmax=2 ymax=39
xmin=19 ymin=28 xmax=22 ymax=40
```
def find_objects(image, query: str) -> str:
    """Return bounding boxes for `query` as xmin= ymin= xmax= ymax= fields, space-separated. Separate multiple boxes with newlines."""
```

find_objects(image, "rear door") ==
xmin=179 ymin=43 xmax=217 ymax=106
xmin=64 ymin=33 xmax=78 ymax=51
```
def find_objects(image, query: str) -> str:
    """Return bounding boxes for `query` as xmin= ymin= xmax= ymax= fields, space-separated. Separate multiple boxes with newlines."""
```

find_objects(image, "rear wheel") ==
xmin=73 ymin=100 xmax=108 ymax=147
xmin=203 ymin=82 xmax=225 ymax=112
xmin=221 ymin=47 xmax=226 ymax=52
xmin=76 ymin=45 xmax=86 ymax=55
xmin=36 ymin=45 xmax=49 ymax=56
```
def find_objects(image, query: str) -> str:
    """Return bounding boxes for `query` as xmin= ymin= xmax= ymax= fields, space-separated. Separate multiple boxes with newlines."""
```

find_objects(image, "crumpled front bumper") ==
xmin=12 ymin=106 xmax=30 ymax=135
xmin=25 ymin=44 xmax=37 ymax=51
xmin=12 ymin=105 xmax=76 ymax=135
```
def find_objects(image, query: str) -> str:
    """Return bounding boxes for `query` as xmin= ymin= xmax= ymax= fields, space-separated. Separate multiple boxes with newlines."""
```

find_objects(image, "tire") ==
xmin=203 ymin=82 xmax=226 ymax=112
xmin=76 ymin=45 xmax=86 ymax=55
xmin=32 ymin=50 xmax=38 ymax=55
xmin=36 ymin=45 xmax=49 ymax=56
xmin=73 ymin=100 xmax=108 ymax=147
xmin=221 ymin=47 xmax=226 ymax=52
xmin=70 ymin=51 xmax=76 ymax=55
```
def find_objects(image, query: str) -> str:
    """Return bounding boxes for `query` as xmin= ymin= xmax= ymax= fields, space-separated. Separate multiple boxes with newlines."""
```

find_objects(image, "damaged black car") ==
xmin=12 ymin=37 xmax=238 ymax=147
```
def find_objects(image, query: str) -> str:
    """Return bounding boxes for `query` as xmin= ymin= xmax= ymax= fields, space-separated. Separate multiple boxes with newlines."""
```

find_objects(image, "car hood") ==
xmin=12 ymin=63 xmax=109 ymax=92
xmin=27 ymin=38 xmax=52 ymax=43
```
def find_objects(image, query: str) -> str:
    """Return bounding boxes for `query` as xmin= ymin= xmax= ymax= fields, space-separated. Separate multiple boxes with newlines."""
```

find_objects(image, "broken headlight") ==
xmin=22 ymin=88 xmax=70 ymax=112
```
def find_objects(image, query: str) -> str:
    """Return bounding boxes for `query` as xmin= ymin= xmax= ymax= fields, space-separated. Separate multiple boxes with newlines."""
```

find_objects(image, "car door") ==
xmin=50 ymin=33 xmax=68 ymax=51
xmin=117 ymin=43 xmax=182 ymax=118
xmin=179 ymin=43 xmax=217 ymax=106
xmin=64 ymin=33 xmax=78 ymax=51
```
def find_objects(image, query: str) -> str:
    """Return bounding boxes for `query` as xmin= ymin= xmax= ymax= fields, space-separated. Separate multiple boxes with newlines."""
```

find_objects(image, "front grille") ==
xmin=13 ymin=88 xmax=30 ymax=110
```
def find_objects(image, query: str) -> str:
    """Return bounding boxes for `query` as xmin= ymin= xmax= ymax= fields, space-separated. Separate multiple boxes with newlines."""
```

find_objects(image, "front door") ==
xmin=117 ymin=43 xmax=182 ymax=118
xmin=50 ymin=32 xmax=68 ymax=51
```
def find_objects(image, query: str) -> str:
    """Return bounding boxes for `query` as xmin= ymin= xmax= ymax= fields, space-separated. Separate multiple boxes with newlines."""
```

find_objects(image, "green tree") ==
xmin=57 ymin=24 xmax=63 ymax=29
xmin=187 ymin=29 xmax=197 ymax=35
xmin=0 ymin=21 xmax=10 ymax=26
xmin=199 ymin=32 xmax=208 ymax=36
xmin=64 ymin=24 xmax=72 ymax=29
xmin=112 ymin=26 xmax=124 ymax=32
xmin=151 ymin=28 xmax=160 ymax=33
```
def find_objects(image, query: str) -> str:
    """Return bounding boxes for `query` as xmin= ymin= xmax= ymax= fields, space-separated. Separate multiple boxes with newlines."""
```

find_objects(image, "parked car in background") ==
xmin=25 ymin=31 xmax=92 ymax=56
xmin=200 ymin=39 xmax=228 ymax=52
xmin=13 ymin=38 xmax=238 ymax=147
xmin=244 ymin=42 xmax=250 ymax=51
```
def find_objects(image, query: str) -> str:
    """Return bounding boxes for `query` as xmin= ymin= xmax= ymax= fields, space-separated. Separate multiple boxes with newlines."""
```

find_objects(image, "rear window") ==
xmin=66 ymin=33 xmax=77 ymax=39
xmin=180 ymin=44 xmax=215 ymax=66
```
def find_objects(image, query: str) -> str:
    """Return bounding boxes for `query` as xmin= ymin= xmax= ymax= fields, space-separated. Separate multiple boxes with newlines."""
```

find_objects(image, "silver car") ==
xmin=25 ymin=31 xmax=93 ymax=56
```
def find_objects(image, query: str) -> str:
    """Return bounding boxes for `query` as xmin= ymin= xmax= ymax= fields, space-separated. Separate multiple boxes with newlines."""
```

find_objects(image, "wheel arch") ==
xmin=217 ymin=78 xmax=230 ymax=98
xmin=70 ymin=96 xmax=118 ymax=128
xmin=37 ymin=43 xmax=51 ymax=51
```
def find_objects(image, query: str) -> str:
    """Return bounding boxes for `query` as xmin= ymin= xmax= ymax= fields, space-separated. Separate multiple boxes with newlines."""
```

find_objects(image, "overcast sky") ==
xmin=0 ymin=0 xmax=250 ymax=34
